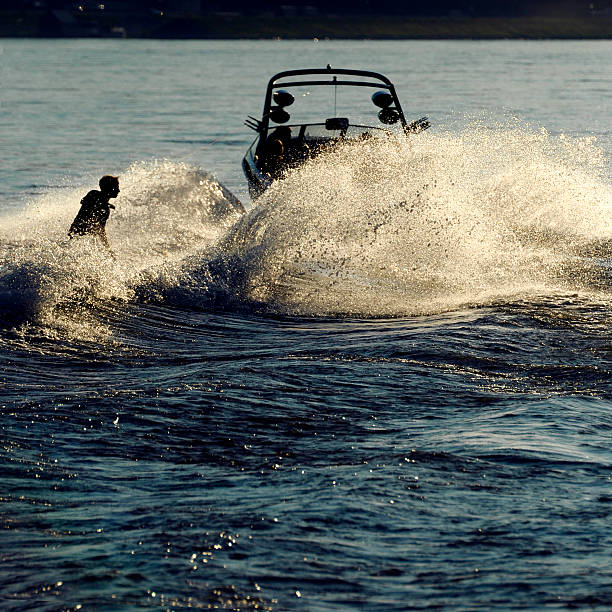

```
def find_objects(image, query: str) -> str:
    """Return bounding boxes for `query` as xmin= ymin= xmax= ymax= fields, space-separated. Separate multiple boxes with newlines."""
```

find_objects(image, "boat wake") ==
xmin=0 ymin=124 xmax=610 ymax=340
xmin=219 ymin=123 xmax=612 ymax=317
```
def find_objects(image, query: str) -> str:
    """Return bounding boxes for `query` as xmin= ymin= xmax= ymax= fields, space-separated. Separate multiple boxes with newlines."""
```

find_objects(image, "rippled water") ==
xmin=1 ymin=40 xmax=611 ymax=610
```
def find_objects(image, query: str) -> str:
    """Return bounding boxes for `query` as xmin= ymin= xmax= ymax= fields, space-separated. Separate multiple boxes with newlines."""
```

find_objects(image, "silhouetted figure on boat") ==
xmin=69 ymin=175 xmax=119 ymax=255
xmin=261 ymin=126 xmax=292 ymax=179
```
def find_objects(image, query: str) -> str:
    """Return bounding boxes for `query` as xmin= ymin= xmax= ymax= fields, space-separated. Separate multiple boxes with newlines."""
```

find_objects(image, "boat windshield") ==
xmin=268 ymin=82 xmax=402 ymax=132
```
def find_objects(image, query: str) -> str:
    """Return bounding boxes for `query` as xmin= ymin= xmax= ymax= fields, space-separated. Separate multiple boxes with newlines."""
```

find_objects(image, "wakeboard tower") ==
xmin=242 ymin=66 xmax=430 ymax=199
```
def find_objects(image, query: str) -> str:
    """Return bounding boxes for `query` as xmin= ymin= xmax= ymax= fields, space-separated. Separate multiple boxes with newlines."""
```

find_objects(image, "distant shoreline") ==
xmin=2 ymin=13 xmax=612 ymax=40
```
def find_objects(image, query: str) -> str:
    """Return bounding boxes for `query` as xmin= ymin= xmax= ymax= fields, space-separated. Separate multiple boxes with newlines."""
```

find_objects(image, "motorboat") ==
xmin=242 ymin=66 xmax=430 ymax=199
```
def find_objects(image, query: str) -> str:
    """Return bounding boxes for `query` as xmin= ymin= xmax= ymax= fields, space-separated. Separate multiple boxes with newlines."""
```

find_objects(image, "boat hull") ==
xmin=242 ymin=145 xmax=270 ymax=200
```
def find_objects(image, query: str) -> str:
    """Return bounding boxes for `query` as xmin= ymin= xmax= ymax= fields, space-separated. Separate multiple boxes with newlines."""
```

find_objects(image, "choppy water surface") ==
xmin=1 ymin=40 xmax=611 ymax=610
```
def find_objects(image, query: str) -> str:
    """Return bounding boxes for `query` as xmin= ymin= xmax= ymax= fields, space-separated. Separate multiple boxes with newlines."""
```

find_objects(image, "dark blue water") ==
xmin=1 ymin=40 xmax=611 ymax=610
xmin=2 ymin=299 xmax=611 ymax=609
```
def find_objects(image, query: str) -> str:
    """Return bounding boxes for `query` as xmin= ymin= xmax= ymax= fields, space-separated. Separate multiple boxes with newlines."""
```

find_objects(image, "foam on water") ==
xmin=217 ymin=122 xmax=612 ymax=316
xmin=0 ymin=124 xmax=610 ymax=334
xmin=0 ymin=160 xmax=243 ymax=335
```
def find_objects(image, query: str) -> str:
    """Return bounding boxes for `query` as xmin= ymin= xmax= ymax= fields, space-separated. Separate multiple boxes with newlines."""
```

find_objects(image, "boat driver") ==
xmin=262 ymin=126 xmax=292 ymax=179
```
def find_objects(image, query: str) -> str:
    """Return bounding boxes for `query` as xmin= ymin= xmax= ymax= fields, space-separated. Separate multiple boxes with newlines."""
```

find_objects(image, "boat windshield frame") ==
xmin=258 ymin=68 xmax=409 ymax=139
